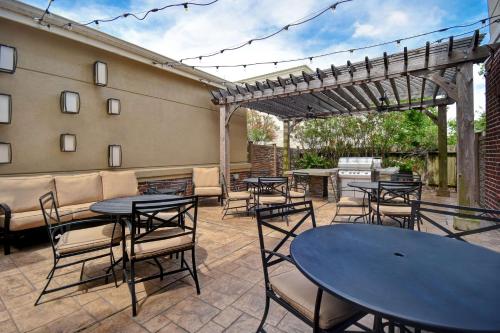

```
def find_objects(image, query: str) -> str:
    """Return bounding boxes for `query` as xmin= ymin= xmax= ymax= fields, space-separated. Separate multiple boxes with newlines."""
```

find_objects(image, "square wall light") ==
xmin=0 ymin=93 xmax=12 ymax=124
xmin=107 ymin=98 xmax=120 ymax=115
xmin=94 ymin=61 xmax=107 ymax=86
xmin=108 ymin=144 xmax=122 ymax=167
xmin=60 ymin=134 xmax=76 ymax=152
xmin=0 ymin=142 xmax=12 ymax=164
xmin=60 ymin=91 xmax=80 ymax=114
xmin=0 ymin=44 xmax=17 ymax=74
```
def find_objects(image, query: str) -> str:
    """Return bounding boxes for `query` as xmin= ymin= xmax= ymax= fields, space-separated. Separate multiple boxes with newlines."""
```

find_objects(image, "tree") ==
xmin=247 ymin=110 xmax=278 ymax=144
xmin=448 ymin=109 xmax=486 ymax=145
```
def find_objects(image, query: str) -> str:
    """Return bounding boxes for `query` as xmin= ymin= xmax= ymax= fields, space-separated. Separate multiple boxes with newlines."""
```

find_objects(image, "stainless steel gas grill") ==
xmin=337 ymin=157 xmax=376 ymax=198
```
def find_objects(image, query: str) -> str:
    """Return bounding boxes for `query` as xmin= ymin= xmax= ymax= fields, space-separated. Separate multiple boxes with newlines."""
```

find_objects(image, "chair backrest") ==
xmin=144 ymin=180 xmax=188 ymax=196
xmin=39 ymin=191 xmax=63 ymax=251
xmin=291 ymin=172 xmax=309 ymax=194
xmin=192 ymin=167 xmax=219 ymax=188
xmin=129 ymin=196 xmax=198 ymax=258
xmin=220 ymin=172 xmax=230 ymax=197
xmin=257 ymin=176 xmax=288 ymax=197
xmin=410 ymin=201 xmax=500 ymax=245
xmin=377 ymin=181 xmax=422 ymax=206
xmin=391 ymin=173 xmax=421 ymax=182
xmin=256 ymin=201 xmax=316 ymax=289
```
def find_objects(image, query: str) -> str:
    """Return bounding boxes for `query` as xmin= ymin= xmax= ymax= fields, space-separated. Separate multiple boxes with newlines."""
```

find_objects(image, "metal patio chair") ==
xmin=221 ymin=173 xmax=252 ymax=219
xmin=371 ymin=181 xmax=422 ymax=229
xmin=329 ymin=175 xmax=368 ymax=224
xmin=143 ymin=180 xmax=188 ymax=196
xmin=288 ymin=172 xmax=308 ymax=203
xmin=124 ymin=196 xmax=200 ymax=316
xmin=390 ymin=173 xmax=422 ymax=182
xmin=36 ymin=191 xmax=120 ymax=305
xmin=255 ymin=201 xmax=367 ymax=333
xmin=256 ymin=176 xmax=288 ymax=209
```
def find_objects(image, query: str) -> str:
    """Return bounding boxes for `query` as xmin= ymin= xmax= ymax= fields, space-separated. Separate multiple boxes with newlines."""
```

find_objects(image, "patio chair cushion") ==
xmin=193 ymin=167 xmax=220 ymax=187
xmin=54 ymin=173 xmax=102 ymax=207
xmin=289 ymin=190 xmax=305 ymax=198
xmin=258 ymin=195 xmax=287 ymax=205
xmin=270 ymin=269 xmax=358 ymax=329
xmin=194 ymin=186 xmax=222 ymax=196
xmin=0 ymin=175 xmax=55 ymax=213
xmin=100 ymin=171 xmax=138 ymax=200
xmin=370 ymin=203 xmax=412 ymax=216
xmin=124 ymin=227 xmax=193 ymax=259
xmin=227 ymin=191 xmax=252 ymax=200
xmin=338 ymin=197 xmax=366 ymax=207
xmin=64 ymin=202 xmax=101 ymax=220
xmin=56 ymin=224 xmax=121 ymax=255
xmin=0 ymin=208 xmax=72 ymax=231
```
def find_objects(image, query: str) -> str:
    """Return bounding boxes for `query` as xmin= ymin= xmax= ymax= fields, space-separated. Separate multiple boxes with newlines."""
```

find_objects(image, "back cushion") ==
xmin=0 ymin=176 xmax=55 ymax=213
xmin=193 ymin=167 xmax=220 ymax=187
xmin=55 ymin=173 xmax=102 ymax=207
xmin=100 ymin=171 xmax=138 ymax=200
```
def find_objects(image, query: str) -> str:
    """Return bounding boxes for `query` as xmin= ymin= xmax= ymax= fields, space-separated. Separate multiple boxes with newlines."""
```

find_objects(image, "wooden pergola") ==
xmin=211 ymin=33 xmax=496 ymax=207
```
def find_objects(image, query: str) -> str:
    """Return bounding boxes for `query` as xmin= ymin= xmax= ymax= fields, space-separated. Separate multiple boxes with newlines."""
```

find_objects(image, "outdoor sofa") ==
xmin=0 ymin=171 xmax=138 ymax=255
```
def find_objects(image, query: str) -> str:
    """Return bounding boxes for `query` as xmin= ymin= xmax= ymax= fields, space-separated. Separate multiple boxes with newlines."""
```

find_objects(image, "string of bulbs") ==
xmin=35 ymin=0 xmax=219 ymax=30
xmin=160 ymin=15 xmax=498 ymax=70
xmin=179 ymin=0 xmax=353 ymax=62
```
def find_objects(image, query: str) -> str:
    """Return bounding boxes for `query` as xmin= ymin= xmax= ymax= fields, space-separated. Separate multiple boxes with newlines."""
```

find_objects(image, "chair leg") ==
xmin=129 ymin=260 xmax=137 ymax=316
xmin=3 ymin=228 xmax=10 ymax=255
xmin=35 ymin=261 xmax=57 ymax=306
xmin=256 ymin=296 xmax=270 ymax=333
xmin=153 ymin=257 xmax=164 ymax=280
xmin=191 ymin=249 xmax=200 ymax=294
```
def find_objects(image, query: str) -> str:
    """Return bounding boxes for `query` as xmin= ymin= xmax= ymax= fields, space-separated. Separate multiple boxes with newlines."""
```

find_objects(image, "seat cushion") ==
xmin=124 ymin=227 xmax=193 ymax=259
xmin=370 ymin=203 xmax=412 ymax=216
xmin=258 ymin=195 xmax=287 ymax=205
xmin=55 ymin=173 xmax=102 ymax=207
xmin=56 ymin=224 xmax=121 ymax=255
xmin=270 ymin=269 xmax=358 ymax=329
xmin=100 ymin=171 xmax=138 ymax=200
xmin=194 ymin=186 xmax=222 ymax=196
xmin=193 ymin=167 xmax=219 ymax=187
xmin=64 ymin=202 xmax=101 ymax=220
xmin=289 ymin=190 xmax=305 ymax=198
xmin=0 ymin=208 xmax=72 ymax=231
xmin=338 ymin=197 xmax=366 ymax=207
xmin=0 ymin=175 xmax=55 ymax=213
xmin=228 ymin=191 xmax=252 ymax=200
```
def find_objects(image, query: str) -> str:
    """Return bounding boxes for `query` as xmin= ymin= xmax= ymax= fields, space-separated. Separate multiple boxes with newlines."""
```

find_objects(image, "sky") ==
xmin=23 ymin=0 xmax=490 ymax=119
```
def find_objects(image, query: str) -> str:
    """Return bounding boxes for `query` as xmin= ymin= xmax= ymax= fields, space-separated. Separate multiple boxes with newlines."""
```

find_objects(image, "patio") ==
xmin=0 ymin=191 xmax=497 ymax=333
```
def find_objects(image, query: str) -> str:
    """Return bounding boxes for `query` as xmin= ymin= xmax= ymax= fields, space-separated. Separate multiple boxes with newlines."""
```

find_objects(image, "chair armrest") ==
xmin=0 ymin=203 xmax=12 ymax=229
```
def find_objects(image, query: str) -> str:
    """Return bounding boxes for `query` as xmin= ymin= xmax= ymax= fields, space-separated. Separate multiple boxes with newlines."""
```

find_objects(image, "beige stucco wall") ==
xmin=0 ymin=19 xmax=248 ymax=178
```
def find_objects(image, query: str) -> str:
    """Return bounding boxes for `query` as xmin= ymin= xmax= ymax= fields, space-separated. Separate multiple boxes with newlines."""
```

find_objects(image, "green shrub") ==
xmin=296 ymin=152 xmax=332 ymax=169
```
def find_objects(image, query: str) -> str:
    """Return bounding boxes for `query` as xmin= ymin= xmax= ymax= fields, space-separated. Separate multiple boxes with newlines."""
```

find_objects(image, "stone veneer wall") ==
xmin=484 ymin=51 xmax=500 ymax=210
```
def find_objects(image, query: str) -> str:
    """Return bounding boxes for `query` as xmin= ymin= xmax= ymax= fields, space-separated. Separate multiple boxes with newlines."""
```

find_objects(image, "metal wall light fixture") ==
xmin=60 ymin=134 xmax=76 ymax=152
xmin=108 ymin=144 xmax=121 ymax=167
xmin=94 ymin=61 xmax=107 ymax=86
xmin=0 ymin=44 xmax=17 ymax=74
xmin=60 ymin=91 xmax=80 ymax=114
xmin=0 ymin=142 xmax=12 ymax=164
xmin=107 ymin=98 xmax=120 ymax=115
xmin=0 ymin=93 xmax=12 ymax=124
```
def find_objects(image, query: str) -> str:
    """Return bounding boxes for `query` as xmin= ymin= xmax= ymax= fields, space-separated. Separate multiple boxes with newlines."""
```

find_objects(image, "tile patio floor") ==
xmin=0 ymin=191 xmax=498 ymax=333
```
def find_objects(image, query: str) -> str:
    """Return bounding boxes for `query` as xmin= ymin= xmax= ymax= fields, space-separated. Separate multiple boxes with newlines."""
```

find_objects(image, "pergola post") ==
xmin=283 ymin=119 xmax=290 ymax=172
xmin=436 ymin=105 xmax=450 ymax=197
xmin=220 ymin=105 xmax=231 ymax=188
xmin=455 ymin=63 xmax=477 ymax=207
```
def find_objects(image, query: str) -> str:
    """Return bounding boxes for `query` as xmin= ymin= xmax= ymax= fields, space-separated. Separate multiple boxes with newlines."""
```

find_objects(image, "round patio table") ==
xmin=347 ymin=181 xmax=379 ymax=191
xmin=290 ymin=224 xmax=500 ymax=332
xmin=90 ymin=194 xmax=182 ymax=215
xmin=242 ymin=177 xmax=287 ymax=186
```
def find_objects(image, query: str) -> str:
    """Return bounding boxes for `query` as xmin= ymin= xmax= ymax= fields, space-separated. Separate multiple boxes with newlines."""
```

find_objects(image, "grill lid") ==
xmin=338 ymin=157 xmax=375 ymax=170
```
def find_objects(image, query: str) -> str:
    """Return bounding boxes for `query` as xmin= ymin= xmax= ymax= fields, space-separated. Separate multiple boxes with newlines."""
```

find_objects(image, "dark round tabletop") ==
xmin=242 ymin=177 xmax=287 ymax=185
xmin=90 ymin=194 xmax=181 ymax=215
xmin=348 ymin=181 xmax=379 ymax=190
xmin=290 ymin=224 xmax=500 ymax=332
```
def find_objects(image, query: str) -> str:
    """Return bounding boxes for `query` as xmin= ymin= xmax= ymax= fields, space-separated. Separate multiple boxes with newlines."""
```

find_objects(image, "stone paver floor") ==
xmin=0 ymin=191 xmax=498 ymax=333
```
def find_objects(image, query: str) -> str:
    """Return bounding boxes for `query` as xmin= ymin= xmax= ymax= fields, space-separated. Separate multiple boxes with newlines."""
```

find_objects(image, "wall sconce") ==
xmin=108 ymin=144 xmax=122 ymax=167
xmin=60 ymin=134 xmax=76 ymax=152
xmin=94 ymin=61 xmax=107 ymax=86
xmin=0 ymin=142 xmax=12 ymax=164
xmin=0 ymin=44 xmax=17 ymax=74
xmin=107 ymin=98 xmax=120 ymax=115
xmin=0 ymin=94 xmax=12 ymax=124
xmin=60 ymin=91 xmax=80 ymax=114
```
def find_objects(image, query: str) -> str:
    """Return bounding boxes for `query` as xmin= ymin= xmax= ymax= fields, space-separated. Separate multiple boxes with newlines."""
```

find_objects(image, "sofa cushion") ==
xmin=193 ymin=167 xmax=219 ymax=188
xmin=0 ymin=208 xmax=72 ymax=231
xmin=0 ymin=176 xmax=55 ymax=213
xmin=100 ymin=171 xmax=138 ymax=200
xmin=55 ymin=173 xmax=102 ymax=207
xmin=64 ymin=202 xmax=101 ymax=220
xmin=194 ymin=187 xmax=222 ymax=196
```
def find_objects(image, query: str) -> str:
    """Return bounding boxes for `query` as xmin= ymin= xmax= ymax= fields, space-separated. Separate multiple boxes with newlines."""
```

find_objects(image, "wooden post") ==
xmin=283 ymin=120 xmax=290 ymax=172
xmin=272 ymin=144 xmax=277 ymax=176
xmin=455 ymin=63 xmax=476 ymax=207
xmin=437 ymin=105 xmax=450 ymax=196
xmin=220 ymin=105 xmax=230 ymax=188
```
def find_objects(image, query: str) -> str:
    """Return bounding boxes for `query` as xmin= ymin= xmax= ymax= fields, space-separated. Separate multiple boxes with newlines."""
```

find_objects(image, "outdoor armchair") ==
xmin=255 ymin=201 xmax=366 ymax=332
xmin=35 ymin=191 xmax=120 ymax=306
xmin=329 ymin=175 xmax=368 ymax=224
xmin=287 ymin=172 xmax=309 ymax=203
xmin=192 ymin=167 xmax=223 ymax=205
xmin=221 ymin=173 xmax=252 ymax=219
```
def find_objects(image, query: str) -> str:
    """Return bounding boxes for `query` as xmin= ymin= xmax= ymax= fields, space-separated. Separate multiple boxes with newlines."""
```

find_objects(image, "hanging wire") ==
xmin=179 ymin=0 xmax=353 ymax=62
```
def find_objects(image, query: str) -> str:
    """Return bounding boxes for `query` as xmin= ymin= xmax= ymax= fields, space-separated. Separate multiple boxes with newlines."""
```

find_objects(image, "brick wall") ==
xmin=484 ymin=51 xmax=500 ymax=210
